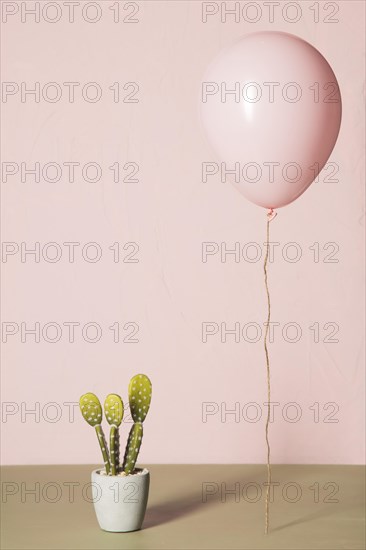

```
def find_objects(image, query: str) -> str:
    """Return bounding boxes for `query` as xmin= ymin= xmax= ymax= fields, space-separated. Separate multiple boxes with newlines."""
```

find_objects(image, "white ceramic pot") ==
xmin=91 ymin=468 xmax=150 ymax=532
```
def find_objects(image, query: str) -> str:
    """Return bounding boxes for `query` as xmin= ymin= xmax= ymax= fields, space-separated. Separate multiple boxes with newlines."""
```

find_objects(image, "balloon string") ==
xmin=264 ymin=208 xmax=276 ymax=534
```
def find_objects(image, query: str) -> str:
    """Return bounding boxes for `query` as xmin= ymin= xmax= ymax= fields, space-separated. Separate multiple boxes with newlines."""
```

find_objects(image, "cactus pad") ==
xmin=128 ymin=374 xmax=152 ymax=423
xmin=104 ymin=394 xmax=124 ymax=426
xmin=79 ymin=393 xmax=103 ymax=426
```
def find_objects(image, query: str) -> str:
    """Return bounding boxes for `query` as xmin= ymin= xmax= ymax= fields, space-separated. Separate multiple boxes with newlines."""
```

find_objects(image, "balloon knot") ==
xmin=267 ymin=208 xmax=277 ymax=222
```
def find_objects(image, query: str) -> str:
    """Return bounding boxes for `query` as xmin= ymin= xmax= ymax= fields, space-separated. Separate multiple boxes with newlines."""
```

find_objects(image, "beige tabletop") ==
xmin=1 ymin=464 xmax=365 ymax=549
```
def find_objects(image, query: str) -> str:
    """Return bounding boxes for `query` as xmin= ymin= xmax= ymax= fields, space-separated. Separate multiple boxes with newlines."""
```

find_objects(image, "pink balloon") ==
xmin=199 ymin=32 xmax=342 ymax=209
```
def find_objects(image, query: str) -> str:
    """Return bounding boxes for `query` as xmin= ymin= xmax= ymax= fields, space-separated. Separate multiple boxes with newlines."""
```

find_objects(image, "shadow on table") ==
xmin=271 ymin=502 xmax=358 ymax=533
xmin=144 ymin=466 xmax=264 ymax=529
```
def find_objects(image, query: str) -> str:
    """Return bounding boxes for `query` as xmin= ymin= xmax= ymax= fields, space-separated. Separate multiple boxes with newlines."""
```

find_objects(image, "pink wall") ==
xmin=1 ymin=1 xmax=365 ymax=465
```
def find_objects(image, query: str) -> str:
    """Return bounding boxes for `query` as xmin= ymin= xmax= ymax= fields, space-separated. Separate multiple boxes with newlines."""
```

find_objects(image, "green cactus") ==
xmin=104 ymin=394 xmax=124 ymax=475
xmin=79 ymin=375 xmax=151 ymax=477
xmin=122 ymin=374 xmax=152 ymax=475
xmin=79 ymin=393 xmax=111 ymax=475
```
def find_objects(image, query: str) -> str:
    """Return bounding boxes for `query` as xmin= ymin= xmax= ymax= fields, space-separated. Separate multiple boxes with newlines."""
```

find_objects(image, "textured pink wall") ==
xmin=1 ymin=1 xmax=365 ymax=465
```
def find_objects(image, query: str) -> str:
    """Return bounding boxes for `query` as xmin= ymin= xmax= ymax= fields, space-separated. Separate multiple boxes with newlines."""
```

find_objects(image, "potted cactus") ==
xmin=79 ymin=374 xmax=152 ymax=532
